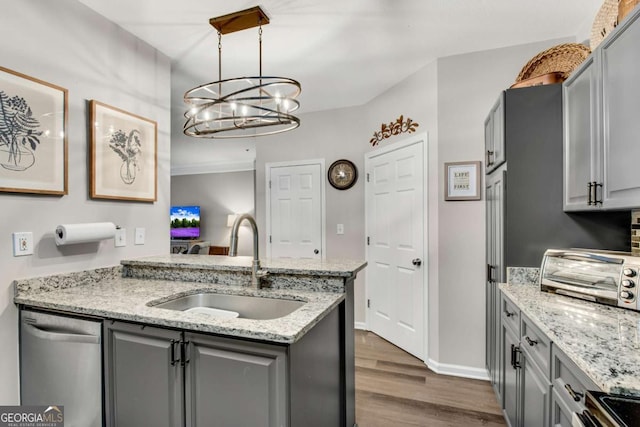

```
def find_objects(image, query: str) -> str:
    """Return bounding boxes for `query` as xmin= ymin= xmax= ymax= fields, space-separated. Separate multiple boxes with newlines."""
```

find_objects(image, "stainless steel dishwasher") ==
xmin=20 ymin=309 xmax=103 ymax=427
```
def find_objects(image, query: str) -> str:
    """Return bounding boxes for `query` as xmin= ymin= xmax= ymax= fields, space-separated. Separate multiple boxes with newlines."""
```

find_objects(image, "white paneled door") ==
xmin=365 ymin=138 xmax=425 ymax=359
xmin=267 ymin=161 xmax=324 ymax=259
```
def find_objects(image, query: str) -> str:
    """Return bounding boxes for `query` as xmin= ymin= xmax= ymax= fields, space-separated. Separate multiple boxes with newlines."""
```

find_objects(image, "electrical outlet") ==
xmin=13 ymin=232 xmax=34 ymax=256
xmin=115 ymin=228 xmax=127 ymax=247
xmin=135 ymin=227 xmax=145 ymax=245
xmin=337 ymin=224 xmax=344 ymax=235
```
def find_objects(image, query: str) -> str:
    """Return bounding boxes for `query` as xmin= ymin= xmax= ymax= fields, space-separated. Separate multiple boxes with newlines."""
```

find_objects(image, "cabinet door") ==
xmin=502 ymin=324 xmax=519 ymax=427
xmin=486 ymin=93 xmax=506 ymax=174
xmin=486 ymin=169 xmax=505 ymax=406
xmin=104 ymin=322 xmax=183 ymax=427
xmin=563 ymin=56 xmax=600 ymax=211
xmin=601 ymin=8 xmax=640 ymax=209
xmin=520 ymin=351 xmax=551 ymax=427
xmin=184 ymin=333 xmax=288 ymax=427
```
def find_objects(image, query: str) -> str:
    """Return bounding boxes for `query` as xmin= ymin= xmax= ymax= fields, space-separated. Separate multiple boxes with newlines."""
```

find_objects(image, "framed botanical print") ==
xmin=90 ymin=100 xmax=157 ymax=202
xmin=0 ymin=66 xmax=68 ymax=195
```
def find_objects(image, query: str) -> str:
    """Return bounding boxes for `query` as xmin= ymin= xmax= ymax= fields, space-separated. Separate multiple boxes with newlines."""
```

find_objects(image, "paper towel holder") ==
xmin=54 ymin=224 xmax=120 ymax=240
xmin=54 ymin=222 xmax=120 ymax=246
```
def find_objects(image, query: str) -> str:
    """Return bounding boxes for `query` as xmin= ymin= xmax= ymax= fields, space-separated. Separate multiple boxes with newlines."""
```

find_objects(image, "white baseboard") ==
xmin=426 ymin=358 xmax=490 ymax=381
xmin=354 ymin=321 xmax=367 ymax=331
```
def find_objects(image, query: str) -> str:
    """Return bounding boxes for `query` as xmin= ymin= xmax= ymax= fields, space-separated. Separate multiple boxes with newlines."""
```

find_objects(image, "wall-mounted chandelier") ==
xmin=184 ymin=6 xmax=301 ymax=139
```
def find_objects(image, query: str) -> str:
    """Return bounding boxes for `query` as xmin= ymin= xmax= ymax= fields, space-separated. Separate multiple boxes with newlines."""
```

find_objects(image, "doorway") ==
xmin=265 ymin=159 xmax=326 ymax=259
xmin=365 ymin=135 xmax=427 ymax=360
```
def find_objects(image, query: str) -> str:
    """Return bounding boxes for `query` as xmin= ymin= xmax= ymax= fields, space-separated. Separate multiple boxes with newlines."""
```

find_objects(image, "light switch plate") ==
xmin=135 ymin=227 xmax=145 ymax=245
xmin=115 ymin=228 xmax=126 ymax=247
xmin=337 ymin=224 xmax=344 ymax=235
xmin=13 ymin=232 xmax=34 ymax=256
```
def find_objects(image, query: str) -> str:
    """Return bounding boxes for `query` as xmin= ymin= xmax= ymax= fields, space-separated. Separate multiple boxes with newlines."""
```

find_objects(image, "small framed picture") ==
xmin=90 ymin=100 xmax=157 ymax=202
xmin=0 ymin=66 xmax=68 ymax=195
xmin=444 ymin=161 xmax=481 ymax=201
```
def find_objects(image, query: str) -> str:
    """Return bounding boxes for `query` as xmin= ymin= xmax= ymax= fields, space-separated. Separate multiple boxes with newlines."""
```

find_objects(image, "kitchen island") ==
xmin=14 ymin=255 xmax=366 ymax=427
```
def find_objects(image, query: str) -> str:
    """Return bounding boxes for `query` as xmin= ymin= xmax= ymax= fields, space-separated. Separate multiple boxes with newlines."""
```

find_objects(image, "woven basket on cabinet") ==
xmin=591 ymin=0 xmax=620 ymax=50
xmin=514 ymin=43 xmax=591 ymax=83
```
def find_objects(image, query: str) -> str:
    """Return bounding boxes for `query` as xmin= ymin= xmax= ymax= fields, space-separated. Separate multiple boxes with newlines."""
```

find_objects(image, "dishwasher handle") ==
xmin=23 ymin=322 xmax=100 ymax=344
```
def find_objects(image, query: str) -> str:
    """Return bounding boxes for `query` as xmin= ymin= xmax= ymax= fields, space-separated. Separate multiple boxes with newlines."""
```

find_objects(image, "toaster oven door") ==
xmin=540 ymin=251 xmax=621 ymax=303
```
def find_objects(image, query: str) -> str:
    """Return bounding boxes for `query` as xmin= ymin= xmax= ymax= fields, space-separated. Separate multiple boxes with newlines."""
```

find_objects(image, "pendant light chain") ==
xmin=258 ymin=20 xmax=263 ymax=78
xmin=217 ymin=31 xmax=222 ymax=82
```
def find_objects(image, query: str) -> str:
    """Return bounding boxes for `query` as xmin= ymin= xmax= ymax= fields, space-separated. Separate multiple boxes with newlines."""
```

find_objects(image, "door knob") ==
xmin=314 ymin=249 xmax=319 ymax=255
xmin=412 ymin=258 xmax=422 ymax=266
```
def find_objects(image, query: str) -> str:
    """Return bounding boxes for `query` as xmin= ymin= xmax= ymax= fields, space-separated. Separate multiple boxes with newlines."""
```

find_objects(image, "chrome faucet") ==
xmin=229 ymin=214 xmax=267 ymax=288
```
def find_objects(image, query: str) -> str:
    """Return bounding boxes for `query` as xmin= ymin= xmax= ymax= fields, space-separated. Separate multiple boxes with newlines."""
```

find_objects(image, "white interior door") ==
xmin=365 ymin=138 xmax=425 ymax=359
xmin=267 ymin=161 xmax=325 ymax=259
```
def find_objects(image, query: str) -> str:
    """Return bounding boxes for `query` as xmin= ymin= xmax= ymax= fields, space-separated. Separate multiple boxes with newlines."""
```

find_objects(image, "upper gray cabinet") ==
xmin=600 ymin=9 xmax=640 ymax=208
xmin=485 ymin=92 xmax=506 ymax=174
xmin=564 ymin=6 xmax=640 ymax=211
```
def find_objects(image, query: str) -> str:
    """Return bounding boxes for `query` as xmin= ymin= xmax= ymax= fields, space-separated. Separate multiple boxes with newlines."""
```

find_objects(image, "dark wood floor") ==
xmin=355 ymin=330 xmax=506 ymax=427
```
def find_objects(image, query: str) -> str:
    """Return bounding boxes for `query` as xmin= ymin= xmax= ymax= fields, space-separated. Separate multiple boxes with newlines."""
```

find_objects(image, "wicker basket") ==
xmin=514 ymin=43 xmax=591 ymax=83
xmin=619 ymin=0 xmax=640 ymax=23
xmin=591 ymin=0 xmax=619 ymax=50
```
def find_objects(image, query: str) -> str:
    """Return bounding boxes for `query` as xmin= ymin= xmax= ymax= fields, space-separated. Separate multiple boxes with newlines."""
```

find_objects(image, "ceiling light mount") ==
xmin=184 ymin=6 xmax=301 ymax=139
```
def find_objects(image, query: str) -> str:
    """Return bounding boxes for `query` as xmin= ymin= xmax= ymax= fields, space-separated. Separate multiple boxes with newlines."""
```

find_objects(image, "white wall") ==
xmin=171 ymin=171 xmax=255 ymax=256
xmin=255 ymin=106 xmax=368 ymax=319
xmin=0 ymin=0 xmax=171 ymax=403
xmin=435 ymin=37 xmax=572 ymax=369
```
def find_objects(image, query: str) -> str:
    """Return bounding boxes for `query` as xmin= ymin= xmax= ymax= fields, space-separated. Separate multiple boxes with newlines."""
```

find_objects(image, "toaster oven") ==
xmin=540 ymin=249 xmax=640 ymax=311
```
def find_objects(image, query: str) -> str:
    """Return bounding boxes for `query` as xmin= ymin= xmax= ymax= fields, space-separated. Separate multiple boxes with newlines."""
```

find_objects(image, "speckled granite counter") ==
xmin=500 ymin=282 xmax=640 ymax=396
xmin=13 ymin=256 xmax=367 ymax=344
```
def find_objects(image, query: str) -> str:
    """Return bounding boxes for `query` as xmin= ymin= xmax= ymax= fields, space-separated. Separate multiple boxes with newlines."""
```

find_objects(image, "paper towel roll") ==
xmin=55 ymin=222 xmax=117 ymax=246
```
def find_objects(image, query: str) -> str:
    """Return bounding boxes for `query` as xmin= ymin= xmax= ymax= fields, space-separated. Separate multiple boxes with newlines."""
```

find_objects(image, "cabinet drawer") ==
xmin=520 ymin=314 xmax=552 ymax=379
xmin=500 ymin=293 xmax=520 ymax=334
xmin=551 ymin=345 xmax=600 ymax=413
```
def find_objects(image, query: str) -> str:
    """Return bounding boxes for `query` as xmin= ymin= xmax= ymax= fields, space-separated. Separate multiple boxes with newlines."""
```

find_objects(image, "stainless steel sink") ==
xmin=151 ymin=292 xmax=305 ymax=320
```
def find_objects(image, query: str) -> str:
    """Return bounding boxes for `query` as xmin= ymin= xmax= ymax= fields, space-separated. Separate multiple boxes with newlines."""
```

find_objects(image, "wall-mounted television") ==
xmin=170 ymin=205 xmax=201 ymax=239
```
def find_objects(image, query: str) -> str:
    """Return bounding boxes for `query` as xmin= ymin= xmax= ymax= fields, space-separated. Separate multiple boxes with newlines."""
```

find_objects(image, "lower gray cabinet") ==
xmin=184 ymin=332 xmax=287 ymax=427
xmin=500 ymin=294 xmax=551 ymax=427
xmin=104 ymin=322 xmax=288 ymax=427
xmin=520 ymin=348 xmax=551 ymax=427
xmin=104 ymin=306 xmax=342 ymax=427
xmin=104 ymin=322 xmax=183 ymax=427
xmin=502 ymin=322 xmax=520 ymax=427
xmin=551 ymin=345 xmax=600 ymax=427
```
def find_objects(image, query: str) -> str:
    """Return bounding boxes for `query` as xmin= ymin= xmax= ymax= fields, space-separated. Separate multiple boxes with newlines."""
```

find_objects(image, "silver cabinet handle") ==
xmin=23 ymin=323 xmax=100 ymax=344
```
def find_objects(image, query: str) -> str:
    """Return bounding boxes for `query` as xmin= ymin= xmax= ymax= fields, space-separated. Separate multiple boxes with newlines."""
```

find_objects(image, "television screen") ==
xmin=170 ymin=206 xmax=201 ymax=239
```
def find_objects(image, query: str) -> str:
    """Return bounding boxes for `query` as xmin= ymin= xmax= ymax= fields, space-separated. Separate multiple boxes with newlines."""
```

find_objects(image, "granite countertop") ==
xmin=500 ymin=282 xmax=640 ymax=396
xmin=15 ymin=275 xmax=344 ymax=344
xmin=13 ymin=254 xmax=367 ymax=344
xmin=122 ymin=255 xmax=367 ymax=278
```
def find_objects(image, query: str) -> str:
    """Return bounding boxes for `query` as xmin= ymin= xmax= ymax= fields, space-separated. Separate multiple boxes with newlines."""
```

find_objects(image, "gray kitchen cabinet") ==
xmin=600 ymin=7 xmax=640 ymax=209
xmin=485 ymin=92 xmax=506 ymax=174
xmin=564 ymin=5 xmax=640 ymax=210
xmin=104 ymin=322 xmax=183 ymax=427
xmin=486 ymin=165 xmax=506 ymax=405
xmin=520 ymin=348 xmax=551 ymax=427
xmin=105 ymin=322 xmax=287 ymax=427
xmin=104 ymin=305 xmax=342 ymax=427
xmin=184 ymin=333 xmax=288 ymax=427
xmin=562 ymin=55 xmax=599 ymax=211
xmin=501 ymin=295 xmax=551 ymax=427
xmin=550 ymin=345 xmax=600 ymax=427
xmin=502 ymin=314 xmax=520 ymax=427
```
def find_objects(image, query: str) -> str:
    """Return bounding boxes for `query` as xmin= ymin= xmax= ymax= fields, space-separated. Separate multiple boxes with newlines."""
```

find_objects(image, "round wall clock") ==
xmin=328 ymin=159 xmax=358 ymax=190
